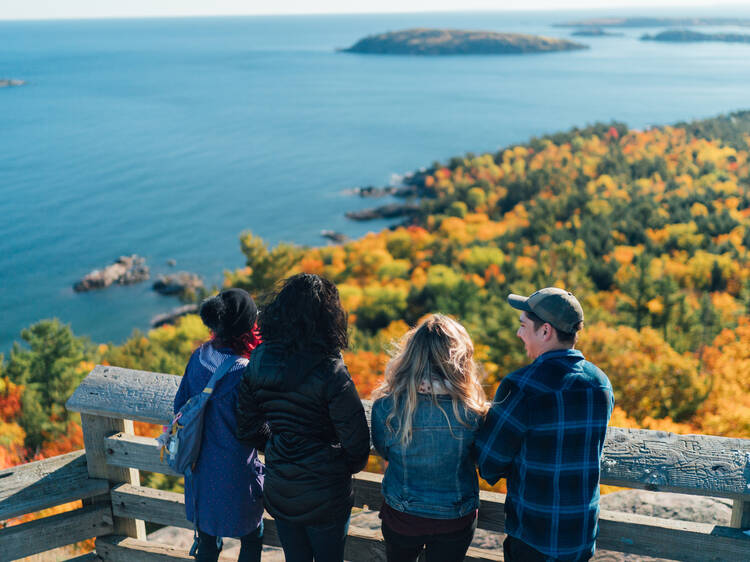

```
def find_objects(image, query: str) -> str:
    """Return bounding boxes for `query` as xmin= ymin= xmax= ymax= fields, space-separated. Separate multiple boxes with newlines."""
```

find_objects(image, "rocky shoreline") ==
xmin=150 ymin=304 xmax=199 ymax=328
xmin=642 ymin=29 xmax=750 ymax=43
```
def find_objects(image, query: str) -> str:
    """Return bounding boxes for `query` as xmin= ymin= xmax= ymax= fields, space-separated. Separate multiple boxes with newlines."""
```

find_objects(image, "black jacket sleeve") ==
xmin=236 ymin=362 xmax=271 ymax=452
xmin=326 ymin=358 xmax=370 ymax=474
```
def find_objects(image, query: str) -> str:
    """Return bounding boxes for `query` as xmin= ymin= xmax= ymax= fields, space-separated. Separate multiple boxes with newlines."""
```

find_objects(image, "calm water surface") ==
xmin=2 ymin=8 xmax=750 ymax=351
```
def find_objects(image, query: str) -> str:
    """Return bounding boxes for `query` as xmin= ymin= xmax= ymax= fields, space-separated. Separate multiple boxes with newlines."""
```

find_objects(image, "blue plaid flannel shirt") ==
xmin=476 ymin=349 xmax=614 ymax=561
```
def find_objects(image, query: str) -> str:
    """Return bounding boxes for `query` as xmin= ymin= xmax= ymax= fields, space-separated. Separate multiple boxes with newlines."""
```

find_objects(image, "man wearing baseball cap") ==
xmin=475 ymin=288 xmax=614 ymax=561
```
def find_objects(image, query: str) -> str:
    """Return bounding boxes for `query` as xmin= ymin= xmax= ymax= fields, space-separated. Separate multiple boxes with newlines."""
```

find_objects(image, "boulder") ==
xmin=73 ymin=255 xmax=149 ymax=292
xmin=152 ymin=272 xmax=204 ymax=296
xmin=320 ymin=230 xmax=348 ymax=243
xmin=0 ymin=79 xmax=25 ymax=88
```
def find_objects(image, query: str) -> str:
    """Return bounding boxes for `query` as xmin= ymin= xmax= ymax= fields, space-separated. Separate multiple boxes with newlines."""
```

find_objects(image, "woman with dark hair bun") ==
xmin=174 ymin=288 xmax=264 ymax=562
xmin=236 ymin=273 xmax=370 ymax=562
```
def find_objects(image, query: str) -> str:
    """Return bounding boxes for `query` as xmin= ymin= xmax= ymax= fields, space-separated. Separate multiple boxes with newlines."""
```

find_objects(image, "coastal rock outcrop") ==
xmin=150 ymin=304 xmax=199 ymax=328
xmin=152 ymin=272 xmax=204 ymax=296
xmin=73 ymin=255 xmax=149 ymax=292
xmin=341 ymin=28 xmax=587 ymax=56
xmin=345 ymin=202 xmax=420 ymax=221
xmin=320 ymin=230 xmax=349 ymax=243
xmin=0 ymin=79 xmax=25 ymax=88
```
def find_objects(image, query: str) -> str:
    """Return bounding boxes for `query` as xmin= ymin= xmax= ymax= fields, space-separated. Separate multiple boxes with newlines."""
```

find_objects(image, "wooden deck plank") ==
xmin=0 ymin=450 xmax=109 ymax=521
xmin=0 ymin=503 xmax=113 ymax=561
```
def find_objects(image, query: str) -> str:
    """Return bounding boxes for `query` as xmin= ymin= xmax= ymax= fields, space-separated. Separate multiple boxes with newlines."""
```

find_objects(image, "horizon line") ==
xmin=2 ymin=4 xmax=749 ymax=23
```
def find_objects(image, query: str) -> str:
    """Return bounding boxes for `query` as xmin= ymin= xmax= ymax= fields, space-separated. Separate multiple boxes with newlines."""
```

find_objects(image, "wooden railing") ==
xmin=1 ymin=364 xmax=750 ymax=561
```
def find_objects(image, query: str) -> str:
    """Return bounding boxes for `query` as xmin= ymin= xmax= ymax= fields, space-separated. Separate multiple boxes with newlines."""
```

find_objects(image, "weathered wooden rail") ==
xmin=1 ymin=364 xmax=749 ymax=561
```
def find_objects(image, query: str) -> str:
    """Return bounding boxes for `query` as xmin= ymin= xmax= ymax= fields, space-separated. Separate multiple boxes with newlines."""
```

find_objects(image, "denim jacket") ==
xmin=371 ymin=393 xmax=481 ymax=519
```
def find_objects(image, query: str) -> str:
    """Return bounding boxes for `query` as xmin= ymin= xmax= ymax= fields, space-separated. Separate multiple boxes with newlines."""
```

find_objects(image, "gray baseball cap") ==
xmin=507 ymin=287 xmax=584 ymax=334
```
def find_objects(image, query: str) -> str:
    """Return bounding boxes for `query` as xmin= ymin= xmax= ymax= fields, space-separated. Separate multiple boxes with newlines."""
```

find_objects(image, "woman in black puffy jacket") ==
xmin=236 ymin=273 xmax=370 ymax=562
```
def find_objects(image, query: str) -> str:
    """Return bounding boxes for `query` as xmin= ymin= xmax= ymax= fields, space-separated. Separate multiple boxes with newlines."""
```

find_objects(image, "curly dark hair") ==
xmin=259 ymin=273 xmax=348 ymax=355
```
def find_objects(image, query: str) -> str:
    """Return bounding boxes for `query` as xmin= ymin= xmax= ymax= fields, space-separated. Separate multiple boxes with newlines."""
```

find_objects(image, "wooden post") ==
xmin=80 ymin=413 xmax=146 ymax=539
xmin=731 ymin=499 xmax=750 ymax=529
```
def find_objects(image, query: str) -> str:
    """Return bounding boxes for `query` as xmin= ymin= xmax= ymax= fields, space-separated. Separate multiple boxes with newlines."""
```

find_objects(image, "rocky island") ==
xmin=0 ymin=79 xmax=25 ymax=88
xmin=642 ymin=29 xmax=750 ymax=44
xmin=340 ymin=28 xmax=587 ymax=56
xmin=571 ymin=28 xmax=623 ymax=37
xmin=73 ymin=255 xmax=149 ymax=292
xmin=152 ymin=271 xmax=204 ymax=297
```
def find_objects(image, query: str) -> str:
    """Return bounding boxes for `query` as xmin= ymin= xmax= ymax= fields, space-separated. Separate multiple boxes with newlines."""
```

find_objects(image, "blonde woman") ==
xmin=371 ymin=314 xmax=490 ymax=562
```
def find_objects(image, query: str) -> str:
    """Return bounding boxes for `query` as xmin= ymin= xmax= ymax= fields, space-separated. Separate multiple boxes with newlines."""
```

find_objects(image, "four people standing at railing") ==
xmin=235 ymin=273 xmax=371 ymax=562
xmin=177 ymin=280 xmax=612 ymax=562
xmin=174 ymin=288 xmax=265 ymax=562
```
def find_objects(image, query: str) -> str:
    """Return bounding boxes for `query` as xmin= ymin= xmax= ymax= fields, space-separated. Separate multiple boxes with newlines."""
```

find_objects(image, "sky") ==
xmin=1 ymin=0 xmax=749 ymax=21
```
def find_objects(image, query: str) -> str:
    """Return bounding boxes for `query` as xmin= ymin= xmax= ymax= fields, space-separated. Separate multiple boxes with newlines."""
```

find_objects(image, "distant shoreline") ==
xmin=642 ymin=29 xmax=750 ymax=44
xmin=556 ymin=17 xmax=750 ymax=28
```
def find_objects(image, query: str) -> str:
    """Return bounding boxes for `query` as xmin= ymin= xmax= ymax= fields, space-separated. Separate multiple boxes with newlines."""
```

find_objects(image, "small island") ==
xmin=571 ymin=28 xmax=623 ymax=37
xmin=556 ymin=17 xmax=750 ymax=28
xmin=642 ymin=29 xmax=750 ymax=44
xmin=340 ymin=28 xmax=587 ymax=56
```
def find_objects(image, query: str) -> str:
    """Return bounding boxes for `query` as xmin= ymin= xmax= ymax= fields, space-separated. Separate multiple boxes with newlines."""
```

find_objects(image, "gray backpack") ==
xmin=162 ymin=355 xmax=239 ymax=476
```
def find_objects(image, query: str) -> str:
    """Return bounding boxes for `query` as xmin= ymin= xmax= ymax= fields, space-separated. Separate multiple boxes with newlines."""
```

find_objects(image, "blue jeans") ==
xmin=274 ymin=515 xmax=350 ymax=562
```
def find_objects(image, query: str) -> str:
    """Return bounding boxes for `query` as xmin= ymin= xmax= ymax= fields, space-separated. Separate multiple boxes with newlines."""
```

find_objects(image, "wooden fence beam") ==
xmin=597 ymin=507 xmax=750 ymax=561
xmin=104 ymin=426 xmax=750 ymax=505
xmin=105 ymin=433 xmax=180 ymax=477
xmin=0 ymin=503 xmax=112 ymax=562
xmin=67 ymin=366 xmax=178 ymax=425
xmin=0 ymin=450 xmax=109 ymax=521
xmin=601 ymin=427 xmax=750 ymax=499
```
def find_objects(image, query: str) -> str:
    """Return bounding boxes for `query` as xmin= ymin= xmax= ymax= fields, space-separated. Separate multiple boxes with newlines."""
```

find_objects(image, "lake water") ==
xmin=2 ymin=8 xmax=750 ymax=352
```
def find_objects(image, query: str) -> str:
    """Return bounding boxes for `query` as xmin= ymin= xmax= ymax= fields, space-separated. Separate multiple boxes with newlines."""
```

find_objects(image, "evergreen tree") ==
xmin=5 ymin=320 xmax=91 ymax=451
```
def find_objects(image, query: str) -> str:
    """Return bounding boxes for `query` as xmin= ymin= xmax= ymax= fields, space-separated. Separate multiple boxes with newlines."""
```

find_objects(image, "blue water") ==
xmin=2 ymin=9 xmax=750 ymax=352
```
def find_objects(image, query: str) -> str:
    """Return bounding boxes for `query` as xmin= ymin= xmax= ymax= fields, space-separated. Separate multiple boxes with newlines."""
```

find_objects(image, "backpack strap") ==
xmin=202 ymin=355 xmax=240 ymax=395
